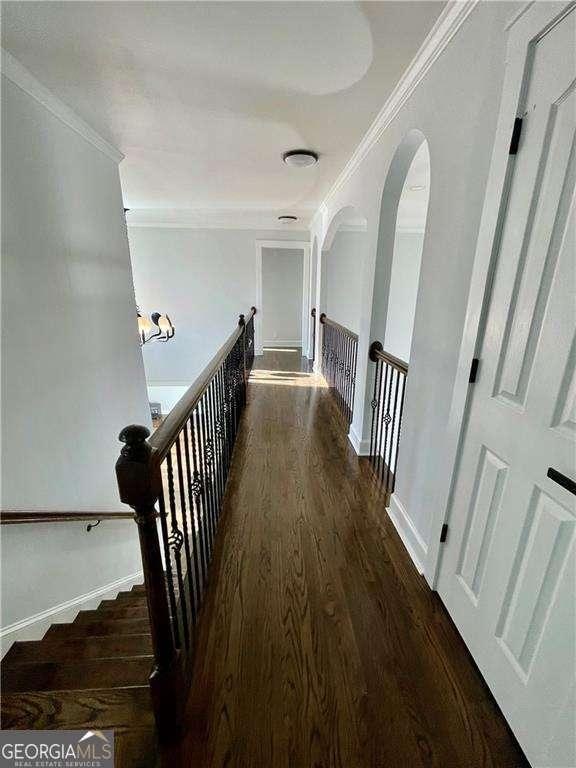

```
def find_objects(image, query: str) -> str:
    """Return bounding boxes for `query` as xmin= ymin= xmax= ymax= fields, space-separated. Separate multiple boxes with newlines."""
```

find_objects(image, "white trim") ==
xmin=262 ymin=340 xmax=302 ymax=348
xmin=347 ymin=423 xmax=371 ymax=455
xmin=387 ymin=496 xmax=427 ymax=574
xmin=318 ymin=0 xmax=480 ymax=212
xmin=0 ymin=571 xmax=143 ymax=657
xmin=255 ymin=240 xmax=311 ymax=357
xmin=1 ymin=48 xmax=124 ymax=164
xmin=128 ymin=221 xmax=309 ymax=233
xmin=426 ymin=1 xmax=575 ymax=588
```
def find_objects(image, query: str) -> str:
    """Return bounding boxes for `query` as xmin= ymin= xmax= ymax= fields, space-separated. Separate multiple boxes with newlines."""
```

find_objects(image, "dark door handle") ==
xmin=547 ymin=468 xmax=576 ymax=496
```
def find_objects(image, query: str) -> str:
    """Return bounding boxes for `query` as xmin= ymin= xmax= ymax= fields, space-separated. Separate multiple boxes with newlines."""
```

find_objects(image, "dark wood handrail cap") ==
xmin=119 ymin=424 xmax=151 ymax=444
xmin=311 ymin=308 xmax=316 ymax=317
xmin=319 ymin=312 xmax=326 ymax=324
xmin=369 ymin=340 xmax=384 ymax=362
xmin=250 ymin=306 xmax=257 ymax=314
xmin=238 ymin=313 xmax=246 ymax=326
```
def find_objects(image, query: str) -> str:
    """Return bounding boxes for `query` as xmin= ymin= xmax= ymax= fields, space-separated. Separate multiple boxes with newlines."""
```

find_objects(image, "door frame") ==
xmin=426 ymin=1 xmax=575 ymax=587
xmin=255 ymin=239 xmax=311 ymax=357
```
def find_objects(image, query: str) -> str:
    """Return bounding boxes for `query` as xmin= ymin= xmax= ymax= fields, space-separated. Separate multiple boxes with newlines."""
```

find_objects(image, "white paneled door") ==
xmin=438 ymin=8 xmax=575 ymax=767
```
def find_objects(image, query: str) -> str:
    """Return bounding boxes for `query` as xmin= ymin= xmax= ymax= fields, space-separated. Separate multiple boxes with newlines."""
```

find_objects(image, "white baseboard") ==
xmin=262 ymin=340 xmax=302 ymax=348
xmin=347 ymin=424 xmax=371 ymax=455
xmin=387 ymin=496 xmax=427 ymax=574
xmin=0 ymin=570 xmax=144 ymax=658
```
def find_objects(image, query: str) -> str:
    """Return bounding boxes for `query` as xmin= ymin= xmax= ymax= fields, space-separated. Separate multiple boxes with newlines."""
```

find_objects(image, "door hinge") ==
xmin=469 ymin=358 xmax=479 ymax=383
xmin=440 ymin=523 xmax=449 ymax=543
xmin=509 ymin=117 xmax=523 ymax=155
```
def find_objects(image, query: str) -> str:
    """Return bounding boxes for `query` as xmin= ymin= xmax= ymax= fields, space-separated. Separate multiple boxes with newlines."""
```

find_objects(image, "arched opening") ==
xmin=316 ymin=206 xmax=368 ymax=424
xmin=363 ymin=130 xmax=430 ymax=493
xmin=321 ymin=206 xmax=368 ymax=333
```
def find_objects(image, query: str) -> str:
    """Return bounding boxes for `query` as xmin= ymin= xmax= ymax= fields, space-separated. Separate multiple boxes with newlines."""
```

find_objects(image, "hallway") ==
xmin=171 ymin=350 xmax=527 ymax=768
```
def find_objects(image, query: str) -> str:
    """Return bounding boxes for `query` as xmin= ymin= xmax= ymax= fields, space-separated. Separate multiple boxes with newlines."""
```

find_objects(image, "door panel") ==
xmin=438 ymin=9 xmax=576 ymax=767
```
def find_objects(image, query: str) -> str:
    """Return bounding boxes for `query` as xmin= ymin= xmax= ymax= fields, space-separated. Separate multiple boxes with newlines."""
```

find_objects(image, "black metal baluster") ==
xmin=175 ymin=433 xmax=197 ymax=628
xmin=157 ymin=471 xmax=181 ymax=648
xmin=382 ymin=363 xmax=395 ymax=492
xmin=376 ymin=361 xmax=388 ymax=481
xmin=166 ymin=451 xmax=189 ymax=649
xmin=385 ymin=369 xmax=400 ymax=493
xmin=192 ymin=407 xmax=210 ymax=579
xmin=392 ymin=373 xmax=406 ymax=492
xmin=370 ymin=358 xmax=381 ymax=468
xmin=208 ymin=377 xmax=223 ymax=518
xmin=182 ymin=420 xmax=202 ymax=617
xmin=199 ymin=392 xmax=216 ymax=552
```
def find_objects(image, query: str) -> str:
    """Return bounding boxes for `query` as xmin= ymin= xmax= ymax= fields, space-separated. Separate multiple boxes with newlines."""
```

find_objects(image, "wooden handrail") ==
xmin=369 ymin=341 xmax=408 ymax=374
xmin=115 ymin=306 xmax=257 ymax=739
xmin=0 ymin=510 xmax=133 ymax=524
xmin=319 ymin=312 xmax=358 ymax=341
xmin=147 ymin=307 xmax=256 ymax=464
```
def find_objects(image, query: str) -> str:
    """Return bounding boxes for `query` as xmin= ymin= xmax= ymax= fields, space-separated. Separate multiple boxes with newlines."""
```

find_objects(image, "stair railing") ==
xmin=368 ymin=341 xmax=408 ymax=495
xmin=115 ymin=307 xmax=256 ymax=740
xmin=319 ymin=313 xmax=358 ymax=424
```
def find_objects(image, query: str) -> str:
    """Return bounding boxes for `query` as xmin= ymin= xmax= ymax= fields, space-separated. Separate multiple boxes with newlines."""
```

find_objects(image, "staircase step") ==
xmin=4 ymin=635 xmax=152 ymax=665
xmin=46 ymin=619 xmax=151 ymax=639
xmin=115 ymin=590 xmax=145 ymax=600
xmin=76 ymin=605 xmax=149 ymax=622
xmin=0 ymin=686 xmax=154 ymax=730
xmin=2 ymin=657 xmax=152 ymax=694
xmin=99 ymin=597 xmax=147 ymax=609
xmin=85 ymin=603 xmax=148 ymax=619
xmin=131 ymin=584 xmax=146 ymax=594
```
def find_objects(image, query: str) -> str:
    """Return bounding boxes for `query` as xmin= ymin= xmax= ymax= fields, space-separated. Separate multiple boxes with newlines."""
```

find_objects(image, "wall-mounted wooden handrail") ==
xmin=319 ymin=312 xmax=359 ymax=341
xmin=369 ymin=340 xmax=408 ymax=374
xmin=147 ymin=307 xmax=257 ymax=465
xmin=0 ymin=510 xmax=134 ymax=524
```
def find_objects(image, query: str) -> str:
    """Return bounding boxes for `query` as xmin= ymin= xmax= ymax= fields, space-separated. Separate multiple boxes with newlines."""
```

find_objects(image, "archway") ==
xmin=361 ymin=130 xmax=430 ymax=490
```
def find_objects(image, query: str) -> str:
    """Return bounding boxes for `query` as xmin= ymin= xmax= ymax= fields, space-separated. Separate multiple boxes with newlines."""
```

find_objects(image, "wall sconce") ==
xmin=137 ymin=309 xmax=175 ymax=345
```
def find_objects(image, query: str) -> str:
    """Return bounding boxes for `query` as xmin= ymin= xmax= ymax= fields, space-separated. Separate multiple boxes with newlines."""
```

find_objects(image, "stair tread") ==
xmin=4 ymin=635 xmax=152 ymax=665
xmin=0 ymin=687 xmax=154 ymax=730
xmin=77 ymin=606 xmax=149 ymax=621
xmin=2 ymin=657 xmax=152 ymax=694
xmin=100 ymin=596 xmax=148 ymax=608
xmin=46 ymin=619 xmax=151 ymax=639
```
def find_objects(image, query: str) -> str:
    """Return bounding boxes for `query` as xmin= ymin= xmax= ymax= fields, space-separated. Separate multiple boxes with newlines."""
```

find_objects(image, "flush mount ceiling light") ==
xmin=137 ymin=308 xmax=175 ymax=346
xmin=278 ymin=215 xmax=298 ymax=221
xmin=282 ymin=149 xmax=319 ymax=168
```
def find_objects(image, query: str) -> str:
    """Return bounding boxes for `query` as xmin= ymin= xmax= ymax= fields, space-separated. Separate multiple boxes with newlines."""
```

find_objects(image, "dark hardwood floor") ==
xmin=169 ymin=348 xmax=527 ymax=768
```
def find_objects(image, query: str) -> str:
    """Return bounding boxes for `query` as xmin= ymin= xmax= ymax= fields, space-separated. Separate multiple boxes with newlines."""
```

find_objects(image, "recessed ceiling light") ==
xmin=278 ymin=215 xmax=298 ymax=221
xmin=409 ymin=185 xmax=426 ymax=191
xmin=282 ymin=149 xmax=319 ymax=168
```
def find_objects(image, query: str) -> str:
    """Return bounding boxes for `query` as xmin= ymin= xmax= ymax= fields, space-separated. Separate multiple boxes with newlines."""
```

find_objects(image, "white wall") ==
xmin=262 ymin=247 xmax=303 ymax=346
xmin=324 ymin=229 xmax=366 ymax=334
xmin=1 ymin=74 xmax=150 ymax=649
xmin=311 ymin=2 xmax=523 ymax=579
xmin=129 ymin=227 xmax=306 ymax=400
xmin=384 ymin=232 xmax=424 ymax=362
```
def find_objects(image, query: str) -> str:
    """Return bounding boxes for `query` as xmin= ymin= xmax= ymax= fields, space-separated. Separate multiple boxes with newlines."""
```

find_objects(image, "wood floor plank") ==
xmin=167 ymin=350 xmax=528 ymax=768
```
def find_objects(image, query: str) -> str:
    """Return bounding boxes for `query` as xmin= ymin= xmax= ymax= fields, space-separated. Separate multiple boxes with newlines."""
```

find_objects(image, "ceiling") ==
xmin=1 ymin=1 xmax=445 ymax=228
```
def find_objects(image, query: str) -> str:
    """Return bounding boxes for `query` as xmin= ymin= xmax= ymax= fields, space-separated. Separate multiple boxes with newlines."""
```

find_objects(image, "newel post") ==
xmin=115 ymin=424 xmax=183 ymax=740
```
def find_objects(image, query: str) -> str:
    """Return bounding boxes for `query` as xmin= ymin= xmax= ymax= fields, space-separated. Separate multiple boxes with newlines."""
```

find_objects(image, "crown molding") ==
xmin=1 ymin=48 xmax=124 ymax=164
xmin=318 ymin=0 xmax=481 ymax=212
xmin=126 ymin=207 xmax=312 ymax=232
